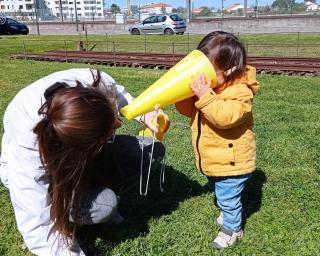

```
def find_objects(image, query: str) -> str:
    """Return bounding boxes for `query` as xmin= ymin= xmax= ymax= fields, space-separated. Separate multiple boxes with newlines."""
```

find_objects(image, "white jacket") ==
xmin=0 ymin=68 xmax=134 ymax=256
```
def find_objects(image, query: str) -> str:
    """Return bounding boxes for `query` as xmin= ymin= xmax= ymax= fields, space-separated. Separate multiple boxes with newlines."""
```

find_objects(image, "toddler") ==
xmin=175 ymin=31 xmax=259 ymax=249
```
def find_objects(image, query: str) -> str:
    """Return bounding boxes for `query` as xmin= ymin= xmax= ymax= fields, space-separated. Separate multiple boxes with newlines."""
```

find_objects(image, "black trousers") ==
xmin=90 ymin=134 xmax=166 ymax=194
xmin=72 ymin=135 xmax=165 ymax=225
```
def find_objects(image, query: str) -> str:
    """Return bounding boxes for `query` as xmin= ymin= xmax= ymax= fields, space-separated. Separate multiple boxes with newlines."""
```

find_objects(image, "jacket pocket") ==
xmin=201 ymin=136 xmax=236 ymax=168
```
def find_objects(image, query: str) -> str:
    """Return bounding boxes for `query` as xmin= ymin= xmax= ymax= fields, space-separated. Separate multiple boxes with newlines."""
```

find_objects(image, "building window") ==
xmin=19 ymin=5 xmax=23 ymax=9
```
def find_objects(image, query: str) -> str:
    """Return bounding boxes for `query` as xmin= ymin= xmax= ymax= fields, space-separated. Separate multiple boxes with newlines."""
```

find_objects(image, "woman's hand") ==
xmin=141 ymin=109 xmax=168 ymax=133
xmin=189 ymin=73 xmax=211 ymax=98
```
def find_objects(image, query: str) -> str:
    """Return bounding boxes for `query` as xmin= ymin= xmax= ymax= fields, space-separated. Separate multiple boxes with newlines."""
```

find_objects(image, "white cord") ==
xmin=139 ymin=107 xmax=167 ymax=196
xmin=139 ymin=109 xmax=157 ymax=196
xmin=159 ymin=137 xmax=166 ymax=192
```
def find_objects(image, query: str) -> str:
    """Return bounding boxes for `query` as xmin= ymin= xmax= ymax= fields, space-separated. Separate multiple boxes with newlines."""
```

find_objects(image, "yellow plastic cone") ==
xmin=120 ymin=50 xmax=217 ymax=120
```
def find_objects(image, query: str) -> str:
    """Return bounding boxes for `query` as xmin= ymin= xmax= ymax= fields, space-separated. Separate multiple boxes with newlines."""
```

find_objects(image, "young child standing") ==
xmin=175 ymin=31 xmax=259 ymax=249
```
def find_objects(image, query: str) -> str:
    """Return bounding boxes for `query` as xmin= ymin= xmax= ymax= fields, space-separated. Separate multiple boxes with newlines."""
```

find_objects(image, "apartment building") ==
xmin=46 ymin=0 xmax=104 ymax=19
xmin=0 ymin=0 xmax=43 ymax=18
xmin=0 ymin=0 xmax=104 ymax=20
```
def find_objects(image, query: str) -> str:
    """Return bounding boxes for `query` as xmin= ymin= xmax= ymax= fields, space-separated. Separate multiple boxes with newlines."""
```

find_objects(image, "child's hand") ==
xmin=190 ymin=73 xmax=211 ymax=98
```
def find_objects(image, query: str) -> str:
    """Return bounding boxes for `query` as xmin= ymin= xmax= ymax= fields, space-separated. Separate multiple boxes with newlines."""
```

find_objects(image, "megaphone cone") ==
xmin=120 ymin=50 xmax=217 ymax=120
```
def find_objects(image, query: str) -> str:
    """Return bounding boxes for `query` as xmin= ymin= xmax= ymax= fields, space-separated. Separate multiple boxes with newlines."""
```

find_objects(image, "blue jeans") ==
xmin=207 ymin=174 xmax=251 ymax=232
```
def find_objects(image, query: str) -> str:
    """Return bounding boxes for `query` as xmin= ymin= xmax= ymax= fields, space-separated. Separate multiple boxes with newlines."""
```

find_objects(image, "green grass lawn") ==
xmin=0 ymin=35 xmax=320 ymax=255
xmin=2 ymin=32 xmax=320 ymax=57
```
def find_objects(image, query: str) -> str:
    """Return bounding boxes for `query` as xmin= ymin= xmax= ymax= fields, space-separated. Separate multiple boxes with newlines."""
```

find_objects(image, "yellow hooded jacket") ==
xmin=175 ymin=66 xmax=259 ymax=177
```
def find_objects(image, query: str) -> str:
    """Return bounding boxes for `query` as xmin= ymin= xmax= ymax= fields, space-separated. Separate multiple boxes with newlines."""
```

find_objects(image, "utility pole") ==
xmin=74 ymin=0 xmax=79 ymax=31
xmin=221 ymin=0 xmax=224 ymax=18
xmin=244 ymin=0 xmax=247 ymax=17
xmin=186 ymin=0 xmax=191 ymax=22
xmin=34 ymin=0 xmax=40 ymax=35
xmin=255 ymin=0 xmax=258 ymax=17
xmin=127 ymin=0 xmax=131 ymax=16
xmin=59 ymin=0 xmax=64 ymax=22
xmin=91 ymin=7 xmax=95 ymax=23
xmin=70 ymin=7 xmax=73 ymax=22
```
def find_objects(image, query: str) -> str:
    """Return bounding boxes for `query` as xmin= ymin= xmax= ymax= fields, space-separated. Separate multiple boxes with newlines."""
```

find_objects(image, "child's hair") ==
xmin=33 ymin=70 xmax=117 ymax=245
xmin=197 ymin=31 xmax=247 ymax=82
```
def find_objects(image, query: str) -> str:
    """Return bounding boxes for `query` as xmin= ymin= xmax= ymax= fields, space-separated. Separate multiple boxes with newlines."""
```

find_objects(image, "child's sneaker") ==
xmin=211 ymin=228 xmax=243 ymax=249
xmin=216 ymin=212 xmax=223 ymax=226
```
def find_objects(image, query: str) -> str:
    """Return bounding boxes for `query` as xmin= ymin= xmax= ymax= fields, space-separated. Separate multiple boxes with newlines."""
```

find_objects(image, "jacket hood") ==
xmin=233 ymin=65 xmax=259 ymax=95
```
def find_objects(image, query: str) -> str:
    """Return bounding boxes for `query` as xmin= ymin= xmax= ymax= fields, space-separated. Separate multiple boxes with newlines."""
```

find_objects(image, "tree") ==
xmin=271 ymin=0 xmax=295 ymax=10
xmin=199 ymin=6 xmax=212 ymax=16
xmin=258 ymin=5 xmax=271 ymax=13
xmin=110 ymin=3 xmax=121 ymax=14
xmin=292 ymin=2 xmax=306 ymax=12
xmin=237 ymin=8 xmax=244 ymax=15
xmin=172 ymin=6 xmax=187 ymax=14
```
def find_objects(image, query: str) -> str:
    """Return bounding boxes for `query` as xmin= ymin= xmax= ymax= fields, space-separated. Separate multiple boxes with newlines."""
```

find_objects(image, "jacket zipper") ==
xmin=196 ymin=111 xmax=204 ymax=175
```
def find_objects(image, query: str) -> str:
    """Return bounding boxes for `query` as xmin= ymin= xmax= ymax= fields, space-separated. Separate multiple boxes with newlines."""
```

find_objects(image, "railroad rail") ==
xmin=13 ymin=51 xmax=320 ymax=76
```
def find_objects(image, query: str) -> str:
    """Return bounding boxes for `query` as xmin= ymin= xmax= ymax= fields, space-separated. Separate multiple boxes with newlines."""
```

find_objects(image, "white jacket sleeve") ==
xmin=8 ymin=154 xmax=85 ymax=256
xmin=2 ymin=97 xmax=85 ymax=256
xmin=99 ymin=71 xmax=145 ymax=122
xmin=99 ymin=71 xmax=134 ymax=110
xmin=0 ymin=129 xmax=10 ymax=188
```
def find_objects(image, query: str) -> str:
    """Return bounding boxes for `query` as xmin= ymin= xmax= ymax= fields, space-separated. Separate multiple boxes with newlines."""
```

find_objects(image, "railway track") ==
xmin=13 ymin=51 xmax=320 ymax=76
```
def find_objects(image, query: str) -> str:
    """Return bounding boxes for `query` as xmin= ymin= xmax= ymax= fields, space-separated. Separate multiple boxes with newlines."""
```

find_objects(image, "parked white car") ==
xmin=129 ymin=14 xmax=186 ymax=35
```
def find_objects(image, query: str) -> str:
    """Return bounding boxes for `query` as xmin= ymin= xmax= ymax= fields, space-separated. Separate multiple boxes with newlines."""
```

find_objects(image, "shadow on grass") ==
xmin=242 ymin=168 xmax=267 ymax=228
xmin=76 ymin=165 xmax=209 ymax=255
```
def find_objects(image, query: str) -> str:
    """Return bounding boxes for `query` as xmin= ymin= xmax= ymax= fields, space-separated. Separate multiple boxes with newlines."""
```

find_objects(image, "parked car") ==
xmin=0 ymin=17 xmax=29 ymax=35
xmin=129 ymin=14 xmax=186 ymax=35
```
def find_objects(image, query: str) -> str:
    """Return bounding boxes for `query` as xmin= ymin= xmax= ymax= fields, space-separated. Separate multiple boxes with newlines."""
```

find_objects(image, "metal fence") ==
xmin=20 ymin=38 xmax=320 ymax=58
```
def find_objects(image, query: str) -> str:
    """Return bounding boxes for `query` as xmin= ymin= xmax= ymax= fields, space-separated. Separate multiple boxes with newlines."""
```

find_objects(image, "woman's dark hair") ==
xmin=33 ymin=70 xmax=117 ymax=245
xmin=197 ymin=31 xmax=247 ymax=82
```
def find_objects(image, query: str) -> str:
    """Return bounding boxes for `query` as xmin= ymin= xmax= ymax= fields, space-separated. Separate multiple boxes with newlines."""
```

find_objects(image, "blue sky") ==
xmin=105 ymin=0 xmax=296 ymax=9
